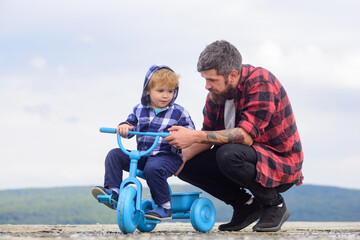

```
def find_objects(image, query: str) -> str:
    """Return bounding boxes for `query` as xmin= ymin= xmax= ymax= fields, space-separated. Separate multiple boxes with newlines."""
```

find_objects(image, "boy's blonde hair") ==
xmin=146 ymin=68 xmax=179 ymax=90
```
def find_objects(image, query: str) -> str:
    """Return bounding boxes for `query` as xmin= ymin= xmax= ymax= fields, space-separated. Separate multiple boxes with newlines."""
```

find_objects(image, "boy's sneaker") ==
xmin=145 ymin=206 xmax=172 ymax=220
xmin=91 ymin=186 xmax=118 ymax=210
xmin=252 ymin=200 xmax=290 ymax=232
xmin=219 ymin=198 xmax=262 ymax=231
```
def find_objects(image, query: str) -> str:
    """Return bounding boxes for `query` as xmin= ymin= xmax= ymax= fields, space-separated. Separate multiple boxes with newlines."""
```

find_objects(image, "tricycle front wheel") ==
xmin=190 ymin=198 xmax=216 ymax=232
xmin=117 ymin=186 xmax=139 ymax=234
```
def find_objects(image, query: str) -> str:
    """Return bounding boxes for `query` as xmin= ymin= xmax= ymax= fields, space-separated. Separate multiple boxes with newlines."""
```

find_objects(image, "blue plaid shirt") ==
xmin=121 ymin=103 xmax=195 ymax=156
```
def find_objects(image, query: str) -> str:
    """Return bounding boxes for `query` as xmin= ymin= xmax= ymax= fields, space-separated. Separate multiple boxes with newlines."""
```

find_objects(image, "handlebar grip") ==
xmin=99 ymin=127 xmax=117 ymax=134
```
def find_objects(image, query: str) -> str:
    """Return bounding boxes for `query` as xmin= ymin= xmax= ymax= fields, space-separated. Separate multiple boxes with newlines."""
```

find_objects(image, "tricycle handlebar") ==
xmin=100 ymin=127 xmax=169 ymax=159
xmin=99 ymin=127 xmax=169 ymax=138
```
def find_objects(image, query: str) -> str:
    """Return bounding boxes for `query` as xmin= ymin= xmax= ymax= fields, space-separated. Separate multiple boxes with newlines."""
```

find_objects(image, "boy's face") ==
xmin=146 ymin=83 xmax=175 ymax=109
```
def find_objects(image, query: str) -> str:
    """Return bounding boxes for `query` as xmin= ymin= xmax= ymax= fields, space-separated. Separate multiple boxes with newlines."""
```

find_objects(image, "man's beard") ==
xmin=209 ymin=80 xmax=237 ymax=104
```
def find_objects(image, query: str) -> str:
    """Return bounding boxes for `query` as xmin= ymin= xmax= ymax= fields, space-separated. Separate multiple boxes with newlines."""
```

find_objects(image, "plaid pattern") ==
xmin=203 ymin=64 xmax=304 ymax=188
xmin=122 ymin=103 xmax=195 ymax=156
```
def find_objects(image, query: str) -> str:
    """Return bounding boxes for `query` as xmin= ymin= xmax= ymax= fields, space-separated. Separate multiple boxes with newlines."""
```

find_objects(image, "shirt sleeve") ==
xmin=238 ymin=78 xmax=277 ymax=140
xmin=118 ymin=105 xmax=140 ymax=139
xmin=178 ymin=108 xmax=196 ymax=130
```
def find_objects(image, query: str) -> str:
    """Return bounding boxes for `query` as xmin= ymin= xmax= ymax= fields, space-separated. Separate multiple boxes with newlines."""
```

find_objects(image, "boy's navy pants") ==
xmin=104 ymin=148 xmax=183 ymax=205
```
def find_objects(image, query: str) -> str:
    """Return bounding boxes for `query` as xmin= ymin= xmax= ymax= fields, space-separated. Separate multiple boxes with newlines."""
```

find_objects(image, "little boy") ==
xmin=92 ymin=65 xmax=195 ymax=220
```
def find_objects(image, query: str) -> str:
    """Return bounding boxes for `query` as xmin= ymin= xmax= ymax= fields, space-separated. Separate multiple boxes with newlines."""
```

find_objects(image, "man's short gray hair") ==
xmin=197 ymin=40 xmax=242 ymax=77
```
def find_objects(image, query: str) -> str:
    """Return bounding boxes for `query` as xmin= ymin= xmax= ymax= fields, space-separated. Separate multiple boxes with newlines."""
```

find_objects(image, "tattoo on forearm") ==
xmin=203 ymin=128 xmax=245 ymax=144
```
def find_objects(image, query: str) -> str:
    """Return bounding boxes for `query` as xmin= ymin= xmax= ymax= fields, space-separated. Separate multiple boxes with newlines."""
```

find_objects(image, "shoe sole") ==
xmin=218 ymin=209 xmax=262 ymax=231
xmin=91 ymin=187 xmax=116 ymax=210
xmin=253 ymin=208 xmax=290 ymax=232
xmin=144 ymin=214 xmax=172 ymax=221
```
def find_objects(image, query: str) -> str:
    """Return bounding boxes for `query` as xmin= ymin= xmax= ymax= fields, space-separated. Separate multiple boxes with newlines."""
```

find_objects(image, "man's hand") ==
xmin=165 ymin=126 xmax=198 ymax=149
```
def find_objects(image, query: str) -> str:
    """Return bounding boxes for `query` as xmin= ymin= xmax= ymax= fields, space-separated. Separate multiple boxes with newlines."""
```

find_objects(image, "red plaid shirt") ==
xmin=203 ymin=64 xmax=304 ymax=188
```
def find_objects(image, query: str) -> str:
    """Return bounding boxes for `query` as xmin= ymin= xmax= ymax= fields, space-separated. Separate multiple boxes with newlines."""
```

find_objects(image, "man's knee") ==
xmin=216 ymin=144 xmax=245 ymax=171
xmin=216 ymin=144 xmax=257 ymax=177
xmin=276 ymin=183 xmax=294 ymax=193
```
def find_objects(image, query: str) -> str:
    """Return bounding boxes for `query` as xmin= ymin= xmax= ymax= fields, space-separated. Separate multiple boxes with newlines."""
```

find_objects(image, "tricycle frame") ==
xmin=98 ymin=127 xmax=216 ymax=234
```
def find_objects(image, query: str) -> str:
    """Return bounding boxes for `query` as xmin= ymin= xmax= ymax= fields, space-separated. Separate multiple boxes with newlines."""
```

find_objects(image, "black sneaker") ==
xmin=252 ymin=200 xmax=290 ymax=232
xmin=91 ymin=186 xmax=118 ymax=210
xmin=218 ymin=198 xmax=262 ymax=231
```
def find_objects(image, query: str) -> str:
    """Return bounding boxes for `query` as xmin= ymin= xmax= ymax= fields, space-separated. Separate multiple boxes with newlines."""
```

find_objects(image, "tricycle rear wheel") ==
xmin=190 ymin=198 xmax=216 ymax=232
xmin=137 ymin=199 xmax=157 ymax=232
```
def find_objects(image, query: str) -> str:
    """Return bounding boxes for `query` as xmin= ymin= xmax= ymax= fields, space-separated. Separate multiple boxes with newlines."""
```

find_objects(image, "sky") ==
xmin=1 ymin=0 xmax=359 ymax=191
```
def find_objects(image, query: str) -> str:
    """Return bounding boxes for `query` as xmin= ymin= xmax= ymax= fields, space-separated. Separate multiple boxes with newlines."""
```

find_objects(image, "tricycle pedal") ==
xmin=97 ymin=194 xmax=112 ymax=204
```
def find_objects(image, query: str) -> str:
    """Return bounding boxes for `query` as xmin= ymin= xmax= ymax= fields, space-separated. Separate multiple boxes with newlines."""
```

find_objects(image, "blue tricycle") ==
xmin=97 ymin=127 xmax=216 ymax=234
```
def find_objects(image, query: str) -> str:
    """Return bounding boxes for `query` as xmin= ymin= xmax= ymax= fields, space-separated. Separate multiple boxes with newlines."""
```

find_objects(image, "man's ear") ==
xmin=229 ymin=70 xmax=239 ymax=83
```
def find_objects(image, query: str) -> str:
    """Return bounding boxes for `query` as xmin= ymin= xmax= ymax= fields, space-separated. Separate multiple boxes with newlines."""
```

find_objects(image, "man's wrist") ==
xmin=195 ymin=130 xmax=205 ymax=143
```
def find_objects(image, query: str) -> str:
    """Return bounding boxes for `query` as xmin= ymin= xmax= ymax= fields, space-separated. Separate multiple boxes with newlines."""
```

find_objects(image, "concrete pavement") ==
xmin=1 ymin=222 xmax=359 ymax=239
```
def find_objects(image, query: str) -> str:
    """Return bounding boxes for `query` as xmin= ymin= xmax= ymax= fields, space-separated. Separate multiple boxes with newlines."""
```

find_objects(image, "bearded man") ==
xmin=165 ymin=40 xmax=304 ymax=232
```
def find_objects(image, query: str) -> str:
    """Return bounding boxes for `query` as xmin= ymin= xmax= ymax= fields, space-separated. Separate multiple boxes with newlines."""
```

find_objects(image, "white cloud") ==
xmin=56 ymin=65 xmax=66 ymax=75
xmin=251 ymin=41 xmax=360 ymax=90
xmin=29 ymin=56 xmax=47 ymax=70
xmin=76 ymin=35 xmax=96 ymax=43
xmin=334 ymin=54 xmax=360 ymax=88
xmin=23 ymin=104 xmax=51 ymax=119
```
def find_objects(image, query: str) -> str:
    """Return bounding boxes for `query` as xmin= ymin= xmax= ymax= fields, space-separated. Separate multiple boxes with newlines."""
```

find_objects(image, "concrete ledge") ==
xmin=1 ymin=222 xmax=360 ymax=239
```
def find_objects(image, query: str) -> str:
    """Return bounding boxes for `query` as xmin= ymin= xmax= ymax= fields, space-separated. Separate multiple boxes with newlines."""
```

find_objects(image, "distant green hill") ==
xmin=0 ymin=184 xmax=359 ymax=224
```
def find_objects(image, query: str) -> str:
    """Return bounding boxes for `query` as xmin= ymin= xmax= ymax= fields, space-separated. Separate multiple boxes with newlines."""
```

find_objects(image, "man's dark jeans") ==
xmin=178 ymin=144 xmax=293 ymax=207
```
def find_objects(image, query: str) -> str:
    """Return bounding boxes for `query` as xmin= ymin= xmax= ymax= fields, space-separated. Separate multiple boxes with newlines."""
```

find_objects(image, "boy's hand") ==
xmin=116 ymin=124 xmax=134 ymax=136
